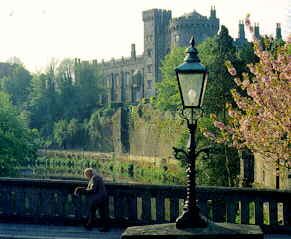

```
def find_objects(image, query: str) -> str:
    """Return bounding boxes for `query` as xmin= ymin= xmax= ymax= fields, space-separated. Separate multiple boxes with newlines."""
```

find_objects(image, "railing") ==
xmin=0 ymin=178 xmax=290 ymax=229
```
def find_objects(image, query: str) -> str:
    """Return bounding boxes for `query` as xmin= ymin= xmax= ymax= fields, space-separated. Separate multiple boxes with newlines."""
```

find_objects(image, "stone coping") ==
xmin=121 ymin=223 xmax=263 ymax=239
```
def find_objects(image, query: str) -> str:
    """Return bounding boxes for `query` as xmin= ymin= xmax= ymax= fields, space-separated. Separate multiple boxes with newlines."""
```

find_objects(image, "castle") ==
xmin=74 ymin=7 xmax=283 ymax=105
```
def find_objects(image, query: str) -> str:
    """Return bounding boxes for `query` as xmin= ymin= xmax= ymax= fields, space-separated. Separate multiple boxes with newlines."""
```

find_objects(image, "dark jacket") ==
xmin=83 ymin=174 xmax=107 ymax=204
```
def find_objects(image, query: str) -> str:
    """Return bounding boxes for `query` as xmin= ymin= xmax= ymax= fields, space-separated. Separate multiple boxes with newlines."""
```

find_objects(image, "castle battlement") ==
xmin=98 ymin=55 xmax=144 ymax=69
xmin=142 ymin=9 xmax=172 ymax=22
xmin=170 ymin=18 xmax=217 ymax=31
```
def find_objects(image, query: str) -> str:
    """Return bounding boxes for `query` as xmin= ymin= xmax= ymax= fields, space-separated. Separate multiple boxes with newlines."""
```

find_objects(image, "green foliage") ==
xmin=237 ymin=42 xmax=259 ymax=69
xmin=25 ymin=59 xmax=106 ymax=148
xmin=198 ymin=25 xmax=238 ymax=115
xmin=0 ymin=63 xmax=32 ymax=109
xmin=27 ymin=72 xmax=58 ymax=137
xmin=0 ymin=92 xmax=38 ymax=176
xmin=156 ymin=47 xmax=185 ymax=111
xmin=74 ymin=61 xmax=105 ymax=118
xmin=53 ymin=120 xmax=69 ymax=149
xmin=53 ymin=118 xmax=87 ymax=149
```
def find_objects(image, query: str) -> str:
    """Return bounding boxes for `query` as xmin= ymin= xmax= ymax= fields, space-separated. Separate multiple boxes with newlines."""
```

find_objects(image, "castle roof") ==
xmin=180 ymin=10 xmax=206 ymax=20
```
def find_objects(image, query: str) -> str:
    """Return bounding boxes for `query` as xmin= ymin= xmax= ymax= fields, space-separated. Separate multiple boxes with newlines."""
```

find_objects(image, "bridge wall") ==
xmin=0 ymin=178 xmax=290 ymax=230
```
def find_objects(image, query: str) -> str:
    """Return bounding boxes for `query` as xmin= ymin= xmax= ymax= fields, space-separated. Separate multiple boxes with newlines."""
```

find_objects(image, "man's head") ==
xmin=84 ymin=168 xmax=94 ymax=179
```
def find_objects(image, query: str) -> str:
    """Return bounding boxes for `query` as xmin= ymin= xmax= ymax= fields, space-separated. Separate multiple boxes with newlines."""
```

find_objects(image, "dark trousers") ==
xmin=73 ymin=195 xmax=109 ymax=229
xmin=87 ymin=198 xmax=108 ymax=228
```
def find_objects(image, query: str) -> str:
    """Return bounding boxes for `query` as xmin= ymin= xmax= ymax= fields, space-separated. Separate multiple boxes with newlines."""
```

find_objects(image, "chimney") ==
xmin=254 ymin=23 xmax=260 ymax=39
xmin=131 ymin=43 xmax=136 ymax=59
xmin=238 ymin=20 xmax=245 ymax=40
xmin=276 ymin=23 xmax=282 ymax=40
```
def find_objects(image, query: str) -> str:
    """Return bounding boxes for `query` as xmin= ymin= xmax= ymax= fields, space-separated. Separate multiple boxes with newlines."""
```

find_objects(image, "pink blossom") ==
xmin=228 ymin=109 xmax=236 ymax=118
xmin=262 ymin=76 xmax=270 ymax=83
xmin=203 ymin=131 xmax=216 ymax=140
xmin=213 ymin=121 xmax=226 ymax=130
xmin=237 ymin=101 xmax=247 ymax=109
xmin=234 ymin=78 xmax=241 ymax=86
xmin=242 ymin=79 xmax=250 ymax=88
xmin=228 ymin=67 xmax=237 ymax=76
xmin=245 ymin=15 xmax=251 ymax=26
xmin=210 ymin=15 xmax=289 ymax=165
xmin=225 ymin=126 xmax=234 ymax=134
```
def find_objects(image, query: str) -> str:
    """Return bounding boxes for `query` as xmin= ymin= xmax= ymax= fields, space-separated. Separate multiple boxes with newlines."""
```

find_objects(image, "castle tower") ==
xmin=254 ymin=23 xmax=260 ymax=39
xmin=170 ymin=7 xmax=219 ymax=48
xmin=276 ymin=23 xmax=282 ymax=40
xmin=142 ymin=9 xmax=172 ymax=98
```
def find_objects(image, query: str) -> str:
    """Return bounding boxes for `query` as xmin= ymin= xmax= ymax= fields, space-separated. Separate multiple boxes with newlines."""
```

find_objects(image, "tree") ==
xmin=0 ymin=63 xmax=32 ymax=109
xmin=207 ymin=16 xmax=290 ymax=170
xmin=55 ymin=59 xmax=78 ymax=120
xmin=53 ymin=120 xmax=69 ymax=149
xmin=198 ymin=25 xmax=239 ymax=115
xmin=156 ymin=47 xmax=185 ymax=111
xmin=74 ymin=61 xmax=105 ymax=119
xmin=197 ymin=26 xmax=242 ymax=186
xmin=0 ymin=92 xmax=38 ymax=176
xmin=27 ymin=71 xmax=58 ymax=137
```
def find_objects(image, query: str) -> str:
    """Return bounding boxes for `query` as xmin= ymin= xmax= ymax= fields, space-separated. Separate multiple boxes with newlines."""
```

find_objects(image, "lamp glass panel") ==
xmin=200 ymin=72 xmax=208 ymax=106
xmin=178 ymin=72 xmax=204 ymax=107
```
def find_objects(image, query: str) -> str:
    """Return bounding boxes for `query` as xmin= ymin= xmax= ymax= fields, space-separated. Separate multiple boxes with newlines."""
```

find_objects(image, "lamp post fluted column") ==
xmin=175 ymin=111 xmax=207 ymax=229
xmin=174 ymin=36 xmax=209 ymax=228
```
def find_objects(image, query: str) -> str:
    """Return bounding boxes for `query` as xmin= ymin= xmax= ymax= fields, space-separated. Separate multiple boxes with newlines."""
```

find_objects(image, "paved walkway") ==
xmin=0 ymin=223 xmax=125 ymax=239
xmin=0 ymin=223 xmax=290 ymax=239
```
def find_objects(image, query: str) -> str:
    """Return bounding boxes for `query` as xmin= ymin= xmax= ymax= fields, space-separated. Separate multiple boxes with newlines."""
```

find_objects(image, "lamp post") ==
xmin=174 ymin=36 xmax=208 ymax=229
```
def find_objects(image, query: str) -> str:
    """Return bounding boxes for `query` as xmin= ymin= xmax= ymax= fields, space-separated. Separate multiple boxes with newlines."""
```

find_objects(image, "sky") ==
xmin=0 ymin=0 xmax=290 ymax=72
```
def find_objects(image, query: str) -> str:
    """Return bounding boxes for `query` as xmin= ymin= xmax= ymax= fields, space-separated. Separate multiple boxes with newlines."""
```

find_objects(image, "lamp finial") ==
xmin=190 ymin=36 xmax=195 ymax=48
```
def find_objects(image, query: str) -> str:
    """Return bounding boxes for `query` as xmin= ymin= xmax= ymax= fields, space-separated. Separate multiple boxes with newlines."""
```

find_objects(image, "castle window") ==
xmin=106 ymin=79 xmax=110 ymax=88
xmin=147 ymin=49 xmax=152 ymax=57
xmin=147 ymin=64 xmax=153 ymax=73
xmin=147 ymin=80 xmax=152 ymax=89
xmin=175 ymin=34 xmax=180 ymax=42
xmin=146 ymin=35 xmax=153 ymax=42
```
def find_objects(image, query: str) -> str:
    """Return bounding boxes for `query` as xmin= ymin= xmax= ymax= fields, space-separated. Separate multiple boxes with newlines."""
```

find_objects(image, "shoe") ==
xmin=83 ymin=223 xmax=93 ymax=231
xmin=99 ymin=227 xmax=109 ymax=232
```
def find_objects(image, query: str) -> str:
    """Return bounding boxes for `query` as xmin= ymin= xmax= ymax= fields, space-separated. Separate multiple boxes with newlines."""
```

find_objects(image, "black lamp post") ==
xmin=174 ymin=36 xmax=208 ymax=229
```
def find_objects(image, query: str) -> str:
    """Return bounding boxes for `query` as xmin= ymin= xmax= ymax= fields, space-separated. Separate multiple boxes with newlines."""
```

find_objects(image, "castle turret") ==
xmin=254 ymin=23 xmax=260 ymax=39
xmin=210 ymin=6 xmax=216 ymax=19
xmin=276 ymin=23 xmax=282 ymax=40
xmin=131 ymin=43 xmax=136 ymax=59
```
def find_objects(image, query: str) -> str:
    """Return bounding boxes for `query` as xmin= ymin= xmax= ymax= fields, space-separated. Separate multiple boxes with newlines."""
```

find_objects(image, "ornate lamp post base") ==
xmin=176 ymin=208 xmax=207 ymax=229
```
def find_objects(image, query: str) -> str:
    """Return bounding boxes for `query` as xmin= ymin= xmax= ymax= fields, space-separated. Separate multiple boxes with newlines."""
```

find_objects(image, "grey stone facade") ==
xmin=96 ymin=7 xmax=220 ymax=104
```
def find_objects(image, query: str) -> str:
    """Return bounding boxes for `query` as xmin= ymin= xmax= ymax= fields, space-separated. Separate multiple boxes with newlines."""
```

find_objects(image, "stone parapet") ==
xmin=0 ymin=178 xmax=290 ymax=231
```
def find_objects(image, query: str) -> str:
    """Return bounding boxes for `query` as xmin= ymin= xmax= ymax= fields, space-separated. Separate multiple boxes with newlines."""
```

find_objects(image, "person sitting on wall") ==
xmin=74 ymin=168 xmax=109 ymax=232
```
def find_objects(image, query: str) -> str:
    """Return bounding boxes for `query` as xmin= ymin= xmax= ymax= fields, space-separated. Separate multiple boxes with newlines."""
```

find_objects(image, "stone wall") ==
xmin=1 ymin=178 xmax=290 ymax=228
xmin=128 ymin=104 xmax=185 ymax=159
xmin=103 ymin=104 xmax=185 ymax=160
xmin=254 ymin=153 xmax=290 ymax=190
